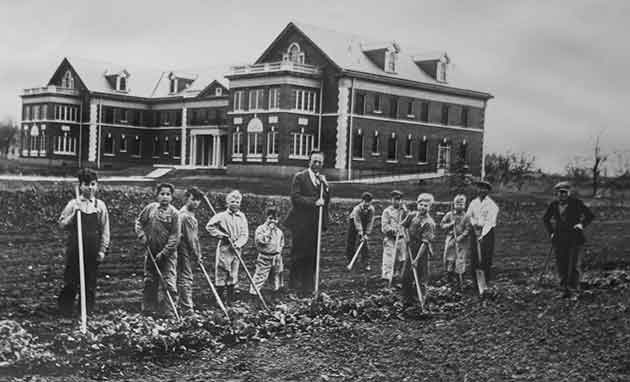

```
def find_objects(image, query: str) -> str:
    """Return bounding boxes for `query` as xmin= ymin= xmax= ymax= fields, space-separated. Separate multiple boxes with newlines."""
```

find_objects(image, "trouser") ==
xmin=470 ymin=229 xmax=495 ymax=283
xmin=382 ymin=236 xmax=407 ymax=280
xmin=143 ymin=251 xmax=177 ymax=315
xmin=176 ymin=250 xmax=195 ymax=314
xmin=250 ymin=252 xmax=283 ymax=294
xmin=58 ymin=211 xmax=100 ymax=315
xmin=555 ymin=244 xmax=582 ymax=290
xmin=402 ymin=244 xmax=430 ymax=303
xmin=289 ymin=255 xmax=317 ymax=294
xmin=346 ymin=222 xmax=369 ymax=265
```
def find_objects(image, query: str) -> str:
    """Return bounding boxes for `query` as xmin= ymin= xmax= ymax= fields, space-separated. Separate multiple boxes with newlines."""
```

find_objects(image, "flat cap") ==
xmin=554 ymin=181 xmax=571 ymax=192
xmin=361 ymin=192 xmax=373 ymax=201
xmin=390 ymin=190 xmax=403 ymax=198
xmin=476 ymin=180 xmax=492 ymax=190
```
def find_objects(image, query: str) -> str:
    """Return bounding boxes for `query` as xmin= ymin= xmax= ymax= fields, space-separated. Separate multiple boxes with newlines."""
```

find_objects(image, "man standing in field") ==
xmin=543 ymin=182 xmax=594 ymax=297
xmin=467 ymin=180 xmax=499 ymax=284
xmin=285 ymin=151 xmax=330 ymax=296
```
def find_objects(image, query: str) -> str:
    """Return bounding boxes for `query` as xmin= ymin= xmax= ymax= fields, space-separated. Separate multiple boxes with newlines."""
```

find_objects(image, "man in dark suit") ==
xmin=543 ymin=181 xmax=595 ymax=297
xmin=285 ymin=151 xmax=330 ymax=295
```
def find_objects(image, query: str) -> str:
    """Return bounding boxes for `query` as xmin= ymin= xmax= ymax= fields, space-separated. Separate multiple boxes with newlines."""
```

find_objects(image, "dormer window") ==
xmin=169 ymin=78 xmax=177 ymax=94
xmin=283 ymin=42 xmax=305 ymax=64
xmin=61 ymin=70 xmax=75 ymax=89
xmin=437 ymin=60 xmax=447 ymax=82
xmin=385 ymin=49 xmax=397 ymax=73
xmin=119 ymin=76 xmax=127 ymax=91
xmin=115 ymin=71 xmax=129 ymax=92
xmin=215 ymin=87 xmax=222 ymax=96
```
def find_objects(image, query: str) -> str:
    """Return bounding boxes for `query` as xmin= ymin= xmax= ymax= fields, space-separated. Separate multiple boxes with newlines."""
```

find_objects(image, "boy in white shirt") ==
xmin=466 ymin=180 xmax=499 ymax=283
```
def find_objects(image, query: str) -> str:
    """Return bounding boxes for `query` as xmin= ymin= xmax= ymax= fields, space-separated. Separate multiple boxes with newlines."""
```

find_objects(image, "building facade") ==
xmin=20 ymin=22 xmax=492 ymax=180
xmin=19 ymin=58 xmax=230 ymax=170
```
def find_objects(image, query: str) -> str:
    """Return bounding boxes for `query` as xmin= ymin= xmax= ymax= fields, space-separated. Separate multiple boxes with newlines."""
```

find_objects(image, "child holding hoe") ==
xmin=134 ymin=183 xmax=181 ymax=317
xmin=206 ymin=190 xmax=249 ymax=305
xmin=57 ymin=168 xmax=110 ymax=316
xmin=440 ymin=194 xmax=471 ymax=288
xmin=250 ymin=207 xmax=285 ymax=295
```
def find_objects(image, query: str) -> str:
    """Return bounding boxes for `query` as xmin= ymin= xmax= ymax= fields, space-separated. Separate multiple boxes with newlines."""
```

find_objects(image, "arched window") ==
xmin=61 ymin=70 xmax=74 ymax=89
xmin=352 ymin=129 xmax=363 ymax=159
xmin=104 ymin=133 xmax=114 ymax=155
xmin=119 ymin=76 xmax=127 ymax=91
xmin=285 ymin=43 xmax=305 ymax=64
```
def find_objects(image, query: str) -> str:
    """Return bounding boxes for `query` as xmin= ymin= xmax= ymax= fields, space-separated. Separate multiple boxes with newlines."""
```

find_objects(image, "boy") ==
xmin=381 ymin=190 xmax=408 ymax=284
xmin=543 ymin=181 xmax=594 ymax=297
xmin=401 ymin=193 xmax=436 ymax=305
xmin=467 ymin=180 xmax=499 ymax=284
xmin=346 ymin=192 xmax=376 ymax=271
xmin=206 ymin=190 xmax=249 ymax=305
xmin=57 ymin=168 xmax=110 ymax=316
xmin=440 ymin=194 xmax=471 ymax=286
xmin=177 ymin=187 xmax=204 ymax=316
xmin=134 ymin=183 xmax=180 ymax=317
xmin=250 ymin=207 xmax=285 ymax=295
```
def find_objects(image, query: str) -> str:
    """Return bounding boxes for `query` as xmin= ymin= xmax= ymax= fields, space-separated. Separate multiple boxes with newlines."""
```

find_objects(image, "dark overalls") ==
xmin=58 ymin=210 xmax=100 ymax=315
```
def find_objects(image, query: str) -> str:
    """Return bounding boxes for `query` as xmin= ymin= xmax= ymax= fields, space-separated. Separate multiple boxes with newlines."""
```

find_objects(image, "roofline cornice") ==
xmin=340 ymin=70 xmax=493 ymax=101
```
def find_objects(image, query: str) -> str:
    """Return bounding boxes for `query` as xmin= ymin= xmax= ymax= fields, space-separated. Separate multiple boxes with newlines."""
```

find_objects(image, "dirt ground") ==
xmin=1 ymin=185 xmax=629 ymax=381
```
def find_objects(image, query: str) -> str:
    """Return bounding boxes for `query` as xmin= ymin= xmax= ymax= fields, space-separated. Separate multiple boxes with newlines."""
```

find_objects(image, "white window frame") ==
xmin=234 ymin=90 xmax=244 ymax=112
xmin=215 ymin=87 xmax=223 ymax=96
xmin=61 ymin=70 xmax=74 ymax=89
xmin=266 ymin=126 xmax=279 ymax=161
xmin=385 ymin=49 xmax=397 ymax=73
xmin=293 ymin=89 xmax=317 ymax=112
xmin=232 ymin=127 xmax=243 ymax=161
xmin=53 ymin=127 xmax=77 ymax=156
xmin=268 ymin=87 xmax=280 ymax=110
xmin=247 ymin=132 xmax=263 ymax=161
xmin=104 ymin=133 xmax=115 ymax=156
xmin=120 ymin=134 xmax=127 ymax=152
xmin=386 ymin=132 xmax=398 ymax=163
xmin=248 ymin=89 xmax=264 ymax=111
xmin=289 ymin=129 xmax=314 ymax=159
xmin=283 ymin=42 xmax=305 ymax=64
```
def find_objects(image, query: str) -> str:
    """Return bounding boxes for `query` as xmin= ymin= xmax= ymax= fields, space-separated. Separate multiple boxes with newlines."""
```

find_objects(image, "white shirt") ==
xmin=466 ymin=196 xmax=499 ymax=237
xmin=307 ymin=168 xmax=321 ymax=187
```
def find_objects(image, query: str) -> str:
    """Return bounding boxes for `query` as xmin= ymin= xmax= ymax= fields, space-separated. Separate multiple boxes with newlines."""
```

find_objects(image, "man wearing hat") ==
xmin=466 ymin=180 xmax=500 ymax=284
xmin=346 ymin=192 xmax=376 ymax=271
xmin=381 ymin=190 xmax=408 ymax=284
xmin=543 ymin=181 xmax=594 ymax=296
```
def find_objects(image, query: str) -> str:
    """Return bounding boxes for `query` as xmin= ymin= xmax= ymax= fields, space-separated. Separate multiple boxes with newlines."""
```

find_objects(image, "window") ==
xmin=385 ymin=50 xmax=397 ymax=73
xmin=29 ymin=126 xmax=39 ymax=155
xmin=267 ymin=127 xmax=279 ymax=159
xmin=174 ymin=136 xmax=182 ymax=158
xmin=38 ymin=126 xmax=46 ymax=155
xmin=247 ymin=132 xmax=263 ymax=159
xmin=293 ymin=89 xmax=317 ymax=112
xmin=461 ymin=107 xmax=469 ymax=127
xmin=104 ymin=133 xmax=114 ymax=156
xmin=233 ymin=90 xmax=244 ymax=111
xmin=441 ymin=104 xmax=449 ymax=125
xmin=420 ymin=102 xmax=429 ymax=122
xmin=289 ymin=130 xmax=314 ymax=159
xmin=163 ymin=137 xmax=169 ymax=155
xmin=133 ymin=136 xmax=142 ymax=157
xmin=437 ymin=61 xmax=447 ymax=82
xmin=249 ymin=89 xmax=264 ymax=111
xmin=215 ymin=87 xmax=223 ymax=96
xmin=352 ymin=129 xmax=363 ymax=158
xmin=119 ymin=76 xmax=127 ymax=92
xmin=374 ymin=95 xmax=381 ymax=113
xmin=41 ymin=104 xmax=48 ymax=120
xmin=54 ymin=131 xmax=77 ymax=155
xmin=268 ymin=88 xmax=280 ymax=110
xmin=61 ymin=70 xmax=74 ymax=89
xmin=371 ymin=131 xmax=380 ymax=155
xmin=407 ymin=101 xmax=414 ymax=116
xmin=103 ymin=107 xmax=114 ymax=124
xmin=169 ymin=78 xmax=176 ymax=94
xmin=284 ymin=42 xmax=305 ymax=64
xmin=418 ymin=137 xmax=428 ymax=163
xmin=459 ymin=141 xmax=468 ymax=164
xmin=354 ymin=93 xmax=365 ymax=115
xmin=33 ymin=105 xmax=40 ymax=120
xmin=232 ymin=127 xmax=243 ymax=160
xmin=390 ymin=97 xmax=398 ymax=119
xmin=387 ymin=134 xmax=397 ymax=161
xmin=120 ymin=134 xmax=128 ymax=152
xmin=405 ymin=135 xmax=412 ymax=157
xmin=152 ymin=136 xmax=160 ymax=157
xmin=24 ymin=105 xmax=31 ymax=121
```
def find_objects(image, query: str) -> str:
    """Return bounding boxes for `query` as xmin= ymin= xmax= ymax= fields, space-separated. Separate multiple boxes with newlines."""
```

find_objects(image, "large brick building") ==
xmin=19 ymin=22 xmax=492 ymax=179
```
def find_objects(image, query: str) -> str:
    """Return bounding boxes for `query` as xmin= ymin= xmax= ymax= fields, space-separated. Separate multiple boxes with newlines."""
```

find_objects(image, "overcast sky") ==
xmin=1 ymin=0 xmax=628 ymax=173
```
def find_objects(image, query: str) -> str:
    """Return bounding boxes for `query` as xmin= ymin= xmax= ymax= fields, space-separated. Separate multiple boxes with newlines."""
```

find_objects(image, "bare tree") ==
xmin=0 ymin=118 xmax=17 ymax=158
xmin=592 ymin=131 xmax=608 ymax=197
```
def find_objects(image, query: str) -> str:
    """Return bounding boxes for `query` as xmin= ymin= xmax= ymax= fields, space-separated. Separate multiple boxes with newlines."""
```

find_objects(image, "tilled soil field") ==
xmin=1 ymin=184 xmax=629 ymax=381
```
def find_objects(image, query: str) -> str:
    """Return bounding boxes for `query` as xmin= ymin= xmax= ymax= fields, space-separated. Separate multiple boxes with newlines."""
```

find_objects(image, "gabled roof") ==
xmin=259 ymin=22 xmax=492 ymax=99
xmin=51 ymin=57 xmax=229 ymax=99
